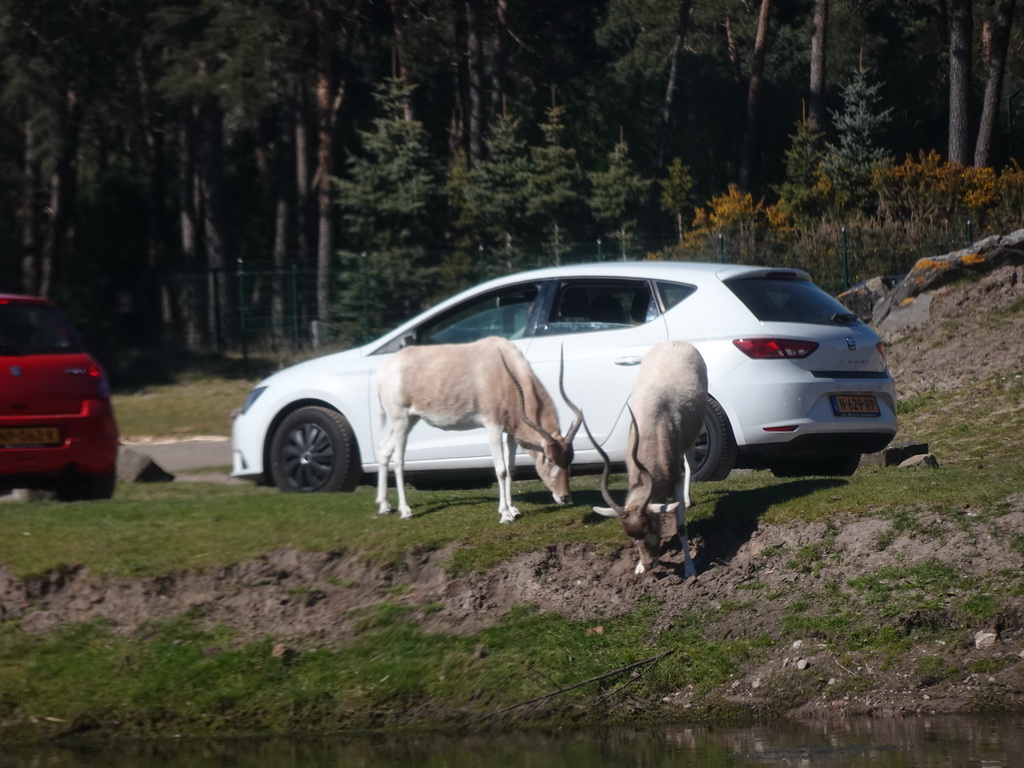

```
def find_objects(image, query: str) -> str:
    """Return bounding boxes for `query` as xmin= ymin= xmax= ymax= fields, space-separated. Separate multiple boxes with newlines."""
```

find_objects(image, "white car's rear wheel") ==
xmin=692 ymin=397 xmax=737 ymax=482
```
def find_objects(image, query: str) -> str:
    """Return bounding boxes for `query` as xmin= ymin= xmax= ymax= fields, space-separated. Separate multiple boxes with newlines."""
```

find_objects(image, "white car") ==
xmin=232 ymin=261 xmax=897 ymax=492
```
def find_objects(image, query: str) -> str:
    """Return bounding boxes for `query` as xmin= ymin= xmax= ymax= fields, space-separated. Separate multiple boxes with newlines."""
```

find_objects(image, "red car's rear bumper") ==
xmin=1 ymin=398 xmax=119 ymax=482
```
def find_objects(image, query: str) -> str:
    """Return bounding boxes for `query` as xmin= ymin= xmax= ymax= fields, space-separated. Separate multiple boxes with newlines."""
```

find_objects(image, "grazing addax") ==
xmin=375 ymin=336 xmax=583 ymax=523
xmin=587 ymin=340 xmax=708 ymax=576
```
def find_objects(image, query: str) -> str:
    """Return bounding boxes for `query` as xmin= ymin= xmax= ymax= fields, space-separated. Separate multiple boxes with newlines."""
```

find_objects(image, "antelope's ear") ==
xmin=647 ymin=502 xmax=680 ymax=515
xmin=592 ymin=506 xmax=623 ymax=519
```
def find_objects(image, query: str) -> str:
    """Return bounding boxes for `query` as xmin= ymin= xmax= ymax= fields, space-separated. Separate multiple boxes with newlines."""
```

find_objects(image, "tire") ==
xmin=269 ymin=406 xmax=361 ymax=493
xmin=56 ymin=471 xmax=116 ymax=502
xmin=692 ymin=396 xmax=738 ymax=482
xmin=770 ymin=454 xmax=861 ymax=478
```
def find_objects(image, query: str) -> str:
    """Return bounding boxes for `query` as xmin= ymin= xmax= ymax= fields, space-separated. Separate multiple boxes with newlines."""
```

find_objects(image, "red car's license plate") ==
xmin=831 ymin=395 xmax=880 ymax=417
xmin=0 ymin=426 xmax=62 ymax=446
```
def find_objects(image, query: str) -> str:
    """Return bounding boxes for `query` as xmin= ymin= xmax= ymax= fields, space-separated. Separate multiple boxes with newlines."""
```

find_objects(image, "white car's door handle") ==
xmin=614 ymin=356 xmax=643 ymax=366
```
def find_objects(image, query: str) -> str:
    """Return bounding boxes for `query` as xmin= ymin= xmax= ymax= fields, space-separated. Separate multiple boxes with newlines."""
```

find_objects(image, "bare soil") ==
xmin=3 ymin=264 xmax=1024 ymax=721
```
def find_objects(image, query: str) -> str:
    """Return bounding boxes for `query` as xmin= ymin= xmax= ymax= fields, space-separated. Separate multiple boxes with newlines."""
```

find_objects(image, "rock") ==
xmin=797 ymin=658 xmax=811 ymax=670
xmin=872 ymin=230 xmax=1024 ymax=328
xmin=861 ymin=441 xmax=930 ymax=468
xmin=116 ymin=446 xmax=175 ymax=483
xmin=9 ymin=489 xmax=57 ymax=502
xmin=838 ymin=275 xmax=902 ymax=323
xmin=975 ymin=631 xmax=998 ymax=650
xmin=899 ymin=454 xmax=939 ymax=468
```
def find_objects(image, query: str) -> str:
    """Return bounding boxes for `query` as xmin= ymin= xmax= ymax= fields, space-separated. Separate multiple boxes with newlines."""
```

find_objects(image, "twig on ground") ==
xmin=471 ymin=649 xmax=675 ymax=725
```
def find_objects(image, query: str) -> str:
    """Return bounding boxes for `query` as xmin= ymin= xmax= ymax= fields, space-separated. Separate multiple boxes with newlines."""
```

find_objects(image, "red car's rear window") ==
xmin=0 ymin=302 xmax=84 ymax=356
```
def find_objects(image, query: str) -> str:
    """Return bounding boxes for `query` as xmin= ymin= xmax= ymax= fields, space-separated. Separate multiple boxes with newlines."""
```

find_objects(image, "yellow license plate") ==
xmin=831 ymin=395 xmax=880 ymax=417
xmin=0 ymin=427 xmax=62 ymax=446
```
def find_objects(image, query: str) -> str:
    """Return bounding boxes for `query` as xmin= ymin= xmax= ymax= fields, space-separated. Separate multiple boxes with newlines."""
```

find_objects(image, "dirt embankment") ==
xmin=3 ymin=262 xmax=1024 ymax=720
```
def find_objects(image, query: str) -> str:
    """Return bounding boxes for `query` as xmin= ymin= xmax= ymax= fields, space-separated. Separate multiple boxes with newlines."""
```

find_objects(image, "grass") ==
xmin=0 ymin=595 xmax=759 ymax=740
xmin=112 ymin=377 xmax=255 ymax=439
xmin=4 ymin=353 xmax=1024 ymax=740
xmin=3 ymin=457 xmax=1021 ymax=583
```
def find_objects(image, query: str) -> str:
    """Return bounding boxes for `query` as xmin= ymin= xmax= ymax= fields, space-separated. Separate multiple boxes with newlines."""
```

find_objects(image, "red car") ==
xmin=1 ymin=294 xmax=119 ymax=500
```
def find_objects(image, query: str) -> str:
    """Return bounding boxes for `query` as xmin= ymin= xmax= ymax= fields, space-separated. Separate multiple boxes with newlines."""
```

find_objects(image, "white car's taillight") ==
xmin=733 ymin=338 xmax=819 ymax=359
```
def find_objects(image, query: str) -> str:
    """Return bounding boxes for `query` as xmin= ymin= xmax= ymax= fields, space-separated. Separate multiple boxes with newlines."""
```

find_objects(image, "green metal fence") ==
xmin=169 ymin=223 xmax=977 ymax=364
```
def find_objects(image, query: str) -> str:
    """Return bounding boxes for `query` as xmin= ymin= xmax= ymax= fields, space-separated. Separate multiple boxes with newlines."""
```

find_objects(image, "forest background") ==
xmin=1 ymin=0 xmax=1023 ymax=376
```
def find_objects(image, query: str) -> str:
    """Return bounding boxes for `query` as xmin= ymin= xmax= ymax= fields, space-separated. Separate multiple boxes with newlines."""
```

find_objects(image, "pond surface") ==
xmin=4 ymin=715 xmax=1021 ymax=767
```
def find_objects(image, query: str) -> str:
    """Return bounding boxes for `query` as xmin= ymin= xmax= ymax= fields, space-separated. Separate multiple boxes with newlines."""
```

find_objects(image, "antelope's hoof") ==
xmin=499 ymin=507 xmax=521 ymax=524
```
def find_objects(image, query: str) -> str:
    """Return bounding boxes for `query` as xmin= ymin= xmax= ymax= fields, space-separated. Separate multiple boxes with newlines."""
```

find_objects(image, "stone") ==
xmin=899 ymin=454 xmax=939 ymax=468
xmin=117 ymin=446 xmax=175 ymax=483
xmin=861 ymin=441 xmax=930 ymax=468
xmin=975 ymin=630 xmax=998 ymax=650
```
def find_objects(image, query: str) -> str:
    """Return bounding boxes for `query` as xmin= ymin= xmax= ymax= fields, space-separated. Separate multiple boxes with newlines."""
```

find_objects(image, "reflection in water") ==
xmin=3 ymin=715 xmax=1022 ymax=767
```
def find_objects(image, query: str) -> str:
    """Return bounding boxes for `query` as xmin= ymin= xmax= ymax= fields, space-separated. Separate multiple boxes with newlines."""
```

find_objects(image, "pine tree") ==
xmin=773 ymin=119 xmax=826 ymax=229
xmin=819 ymin=67 xmax=892 ymax=215
xmin=460 ymin=112 xmax=532 ymax=271
xmin=526 ymin=105 xmax=584 ymax=266
xmin=590 ymin=137 xmax=650 ymax=259
xmin=334 ymin=78 xmax=441 ymax=342
xmin=659 ymin=157 xmax=696 ymax=243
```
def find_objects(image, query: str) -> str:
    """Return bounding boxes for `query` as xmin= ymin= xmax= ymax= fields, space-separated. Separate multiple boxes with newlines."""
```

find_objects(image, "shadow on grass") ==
xmin=688 ymin=477 xmax=848 ymax=572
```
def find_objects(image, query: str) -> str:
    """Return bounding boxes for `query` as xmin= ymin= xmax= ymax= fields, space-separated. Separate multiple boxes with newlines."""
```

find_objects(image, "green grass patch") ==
xmin=112 ymin=377 xmax=255 ymax=438
xmin=0 ymin=598 xmax=761 ymax=739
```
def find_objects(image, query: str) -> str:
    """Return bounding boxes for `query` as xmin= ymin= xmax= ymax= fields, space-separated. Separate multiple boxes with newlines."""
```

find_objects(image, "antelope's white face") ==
xmin=528 ymin=439 xmax=574 ymax=505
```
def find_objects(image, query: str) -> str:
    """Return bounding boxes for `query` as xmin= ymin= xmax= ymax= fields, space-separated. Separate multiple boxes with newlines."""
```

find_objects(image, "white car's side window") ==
xmin=417 ymin=285 xmax=540 ymax=345
xmin=539 ymin=280 xmax=654 ymax=336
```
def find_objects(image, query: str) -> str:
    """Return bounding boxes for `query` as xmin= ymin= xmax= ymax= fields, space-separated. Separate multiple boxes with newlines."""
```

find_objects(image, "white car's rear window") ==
xmin=725 ymin=275 xmax=859 ymax=325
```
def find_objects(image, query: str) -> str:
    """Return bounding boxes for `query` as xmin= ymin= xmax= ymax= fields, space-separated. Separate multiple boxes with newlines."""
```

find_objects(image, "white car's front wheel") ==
xmin=269 ymin=406 xmax=361 ymax=492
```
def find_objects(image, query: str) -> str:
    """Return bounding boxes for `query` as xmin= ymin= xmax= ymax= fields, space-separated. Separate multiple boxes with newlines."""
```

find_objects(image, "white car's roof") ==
xmin=474 ymin=260 xmax=806 ymax=287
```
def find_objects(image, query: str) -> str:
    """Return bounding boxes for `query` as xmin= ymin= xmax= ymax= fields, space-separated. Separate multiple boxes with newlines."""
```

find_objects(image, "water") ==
xmin=3 ymin=715 xmax=1021 ymax=767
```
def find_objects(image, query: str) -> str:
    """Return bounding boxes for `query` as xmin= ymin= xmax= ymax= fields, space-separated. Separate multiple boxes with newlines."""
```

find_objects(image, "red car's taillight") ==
xmin=88 ymin=360 xmax=110 ymax=398
xmin=733 ymin=338 xmax=819 ymax=359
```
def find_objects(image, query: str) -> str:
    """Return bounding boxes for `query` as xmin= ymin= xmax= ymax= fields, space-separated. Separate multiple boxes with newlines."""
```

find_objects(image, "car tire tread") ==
xmin=692 ymin=396 xmax=737 ymax=482
xmin=269 ymin=406 xmax=361 ymax=493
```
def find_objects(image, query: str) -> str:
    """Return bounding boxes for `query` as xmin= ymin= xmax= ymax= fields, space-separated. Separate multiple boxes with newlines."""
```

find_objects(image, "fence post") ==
xmin=361 ymin=251 xmax=370 ymax=342
xmin=966 ymin=219 xmax=973 ymax=245
xmin=289 ymin=264 xmax=299 ymax=349
xmin=717 ymin=233 xmax=724 ymax=263
xmin=478 ymin=244 xmax=486 ymax=283
xmin=597 ymin=237 xmax=603 ymax=262
xmin=236 ymin=258 xmax=249 ymax=377
xmin=841 ymin=227 xmax=849 ymax=290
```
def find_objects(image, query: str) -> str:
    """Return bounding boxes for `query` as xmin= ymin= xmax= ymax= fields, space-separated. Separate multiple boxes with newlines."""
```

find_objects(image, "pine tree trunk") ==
xmin=313 ymin=6 xmax=339 ymax=327
xmin=198 ymin=96 xmax=232 ymax=349
xmin=386 ymin=0 xmax=414 ymax=120
xmin=808 ymin=0 xmax=828 ymax=133
xmin=19 ymin=118 xmax=42 ymax=295
xmin=178 ymin=108 xmax=202 ymax=349
xmin=948 ymin=0 xmax=973 ymax=164
xmin=654 ymin=0 xmax=693 ymax=175
xmin=294 ymin=84 xmax=314 ymax=333
xmin=464 ymin=0 xmax=485 ymax=165
xmin=272 ymin=112 xmax=294 ymax=345
xmin=974 ymin=0 xmax=1015 ymax=167
xmin=41 ymin=86 xmax=81 ymax=299
xmin=490 ymin=0 xmax=509 ymax=122
xmin=739 ymin=0 xmax=772 ymax=192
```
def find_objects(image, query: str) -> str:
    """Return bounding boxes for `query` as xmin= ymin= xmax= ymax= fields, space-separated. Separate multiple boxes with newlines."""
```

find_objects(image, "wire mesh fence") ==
xmin=166 ymin=223 xmax=977 ymax=364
